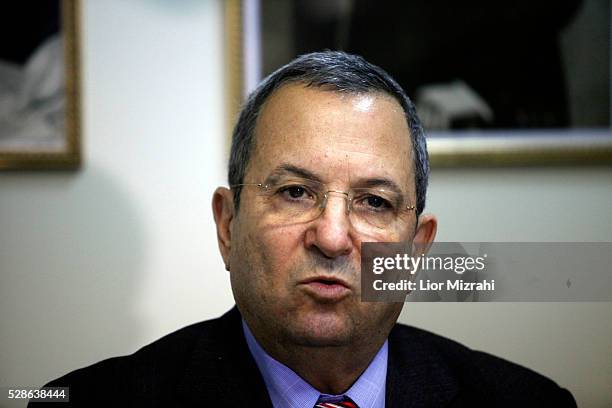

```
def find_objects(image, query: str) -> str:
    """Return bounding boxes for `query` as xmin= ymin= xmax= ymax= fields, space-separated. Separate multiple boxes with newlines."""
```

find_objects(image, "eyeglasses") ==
xmin=231 ymin=177 xmax=415 ymax=233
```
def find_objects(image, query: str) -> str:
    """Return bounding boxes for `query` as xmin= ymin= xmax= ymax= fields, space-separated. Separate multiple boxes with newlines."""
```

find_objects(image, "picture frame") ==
xmin=0 ymin=0 xmax=81 ymax=170
xmin=225 ymin=0 xmax=612 ymax=167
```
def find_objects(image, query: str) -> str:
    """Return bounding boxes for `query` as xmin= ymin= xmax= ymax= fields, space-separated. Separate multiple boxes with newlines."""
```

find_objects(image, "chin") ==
xmin=285 ymin=312 xmax=355 ymax=347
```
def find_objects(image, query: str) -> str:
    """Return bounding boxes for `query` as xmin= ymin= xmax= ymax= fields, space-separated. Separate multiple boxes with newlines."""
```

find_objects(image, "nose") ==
xmin=304 ymin=192 xmax=354 ymax=258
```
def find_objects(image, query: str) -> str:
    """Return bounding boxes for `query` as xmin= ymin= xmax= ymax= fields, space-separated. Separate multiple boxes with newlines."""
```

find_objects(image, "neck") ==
xmin=254 ymin=331 xmax=387 ymax=394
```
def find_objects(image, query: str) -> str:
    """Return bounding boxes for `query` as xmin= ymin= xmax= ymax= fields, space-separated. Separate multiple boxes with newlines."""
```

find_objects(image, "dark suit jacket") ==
xmin=30 ymin=307 xmax=576 ymax=407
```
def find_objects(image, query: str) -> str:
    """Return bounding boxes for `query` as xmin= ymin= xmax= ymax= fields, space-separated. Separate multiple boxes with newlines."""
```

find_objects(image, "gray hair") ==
xmin=229 ymin=51 xmax=429 ymax=215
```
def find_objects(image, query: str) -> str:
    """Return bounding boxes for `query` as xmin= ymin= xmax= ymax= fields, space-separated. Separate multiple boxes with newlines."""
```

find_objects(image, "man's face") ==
xmin=224 ymin=84 xmax=419 ymax=349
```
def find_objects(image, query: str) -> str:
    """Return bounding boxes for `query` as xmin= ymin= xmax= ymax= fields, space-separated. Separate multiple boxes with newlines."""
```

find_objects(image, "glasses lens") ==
xmin=350 ymin=188 xmax=402 ymax=230
xmin=253 ymin=180 xmax=413 ymax=231
xmin=258 ymin=179 xmax=324 ymax=224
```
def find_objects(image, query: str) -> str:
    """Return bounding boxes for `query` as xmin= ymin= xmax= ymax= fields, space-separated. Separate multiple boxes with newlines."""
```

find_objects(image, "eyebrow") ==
xmin=264 ymin=163 xmax=405 ymax=195
xmin=352 ymin=177 xmax=404 ymax=196
xmin=264 ymin=163 xmax=323 ymax=185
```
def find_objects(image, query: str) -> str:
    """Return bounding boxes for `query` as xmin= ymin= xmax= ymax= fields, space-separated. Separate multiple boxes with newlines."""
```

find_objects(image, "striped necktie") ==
xmin=314 ymin=394 xmax=359 ymax=408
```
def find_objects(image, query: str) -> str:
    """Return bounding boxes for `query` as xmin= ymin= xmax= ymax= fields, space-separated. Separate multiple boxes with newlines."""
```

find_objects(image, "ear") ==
xmin=412 ymin=213 xmax=438 ymax=256
xmin=212 ymin=187 xmax=235 ymax=271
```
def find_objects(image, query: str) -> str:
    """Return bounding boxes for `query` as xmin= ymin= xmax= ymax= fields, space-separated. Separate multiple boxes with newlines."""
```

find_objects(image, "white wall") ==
xmin=0 ymin=2 xmax=234 ymax=407
xmin=0 ymin=1 xmax=610 ymax=407
xmin=400 ymin=168 xmax=612 ymax=408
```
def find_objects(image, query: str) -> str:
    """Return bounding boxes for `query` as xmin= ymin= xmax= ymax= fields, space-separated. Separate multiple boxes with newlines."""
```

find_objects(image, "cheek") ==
xmin=256 ymin=225 xmax=304 ymax=272
xmin=360 ymin=226 xmax=412 ymax=244
xmin=231 ymin=223 xmax=304 ymax=288
xmin=354 ymin=302 xmax=403 ymax=334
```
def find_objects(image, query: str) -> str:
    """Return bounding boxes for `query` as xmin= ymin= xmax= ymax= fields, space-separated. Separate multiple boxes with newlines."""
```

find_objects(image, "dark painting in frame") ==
xmin=0 ymin=0 xmax=81 ymax=170
xmin=226 ymin=0 xmax=612 ymax=166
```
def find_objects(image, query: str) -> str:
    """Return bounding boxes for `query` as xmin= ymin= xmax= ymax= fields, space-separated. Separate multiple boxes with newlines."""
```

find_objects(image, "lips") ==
xmin=299 ymin=276 xmax=352 ymax=302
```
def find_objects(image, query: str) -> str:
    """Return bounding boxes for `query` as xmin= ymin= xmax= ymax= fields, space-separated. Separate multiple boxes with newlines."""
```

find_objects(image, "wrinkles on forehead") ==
xmin=247 ymin=84 xmax=415 ymax=197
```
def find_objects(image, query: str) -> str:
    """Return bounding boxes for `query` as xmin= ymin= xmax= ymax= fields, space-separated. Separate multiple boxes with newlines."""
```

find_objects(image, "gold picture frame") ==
xmin=225 ymin=1 xmax=612 ymax=167
xmin=426 ymin=131 xmax=612 ymax=167
xmin=0 ymin=0 xmax=81 ymax=170
xmin=224 ymin=0 xmax=243 ymax=151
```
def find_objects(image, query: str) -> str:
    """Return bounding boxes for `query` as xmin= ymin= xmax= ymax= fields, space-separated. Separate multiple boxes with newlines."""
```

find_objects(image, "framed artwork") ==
xmin=226 ymin=0 xmax=612 ymax=166
xmin=0 ymin=0 xmax=81 ymax=170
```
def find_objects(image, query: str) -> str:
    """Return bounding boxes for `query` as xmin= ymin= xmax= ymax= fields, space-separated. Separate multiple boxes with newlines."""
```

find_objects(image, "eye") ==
xmin=355 ymin=194 xmax=394 ymax=212
xmin=366 ymin=195 xmax=386 ymax=208
xmin=278 ymin=184 xmax=315 ymax=201
xmin=286 ymin=185 xmax=306 ymax=199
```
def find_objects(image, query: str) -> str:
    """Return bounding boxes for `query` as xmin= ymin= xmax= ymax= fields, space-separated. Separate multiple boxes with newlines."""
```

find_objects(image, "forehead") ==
xmin=249 ymin=83 xmax=414 ymax=189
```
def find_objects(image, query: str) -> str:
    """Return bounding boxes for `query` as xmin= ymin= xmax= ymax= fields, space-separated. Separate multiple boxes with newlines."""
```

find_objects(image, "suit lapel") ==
xmin=176 ymin=307 xmax=273 ymax=407
xmin=174 ymin=309 xmax=461 ymax=407
xmin=386 ymin=325 xmax=459 ymax=408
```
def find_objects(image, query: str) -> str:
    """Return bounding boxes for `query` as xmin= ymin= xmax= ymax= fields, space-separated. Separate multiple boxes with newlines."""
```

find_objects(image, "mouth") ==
xmin=299 ymin=276 xmax=352 ymax=302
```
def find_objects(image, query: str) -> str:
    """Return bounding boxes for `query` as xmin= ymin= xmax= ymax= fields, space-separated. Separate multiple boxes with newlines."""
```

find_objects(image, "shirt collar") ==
xmin=243 ymin=320 xmax=387 ymax=408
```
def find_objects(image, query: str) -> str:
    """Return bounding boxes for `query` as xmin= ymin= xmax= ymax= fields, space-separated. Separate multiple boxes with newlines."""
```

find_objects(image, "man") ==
xmin=31 ymin=51 xmax=576 ymax=407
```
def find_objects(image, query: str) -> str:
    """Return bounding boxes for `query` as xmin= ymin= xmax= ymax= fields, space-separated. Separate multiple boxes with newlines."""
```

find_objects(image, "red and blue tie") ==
xmin=314 ymin=394 xmax=359 ymax=408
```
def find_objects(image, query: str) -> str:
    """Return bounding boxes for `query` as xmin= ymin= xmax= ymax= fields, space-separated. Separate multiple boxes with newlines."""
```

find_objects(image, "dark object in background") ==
xmin=292 ymin=0 xmax=589 ymax=129
xmin=0 ymin=2 xmax=60 ymax=65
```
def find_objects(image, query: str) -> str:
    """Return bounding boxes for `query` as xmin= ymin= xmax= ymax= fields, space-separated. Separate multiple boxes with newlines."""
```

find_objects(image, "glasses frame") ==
xmin=231 ymin=180 xmax=416 ymax=230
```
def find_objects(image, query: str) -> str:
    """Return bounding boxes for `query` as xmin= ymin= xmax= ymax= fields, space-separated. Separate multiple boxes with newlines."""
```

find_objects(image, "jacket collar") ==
xmin=177 ymin=307 xmax=273 ymax=407
xmin=386 ymin=324 xmax=459 ymax=407
xmin=176 ymin=307 xmax=459 ymax=407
